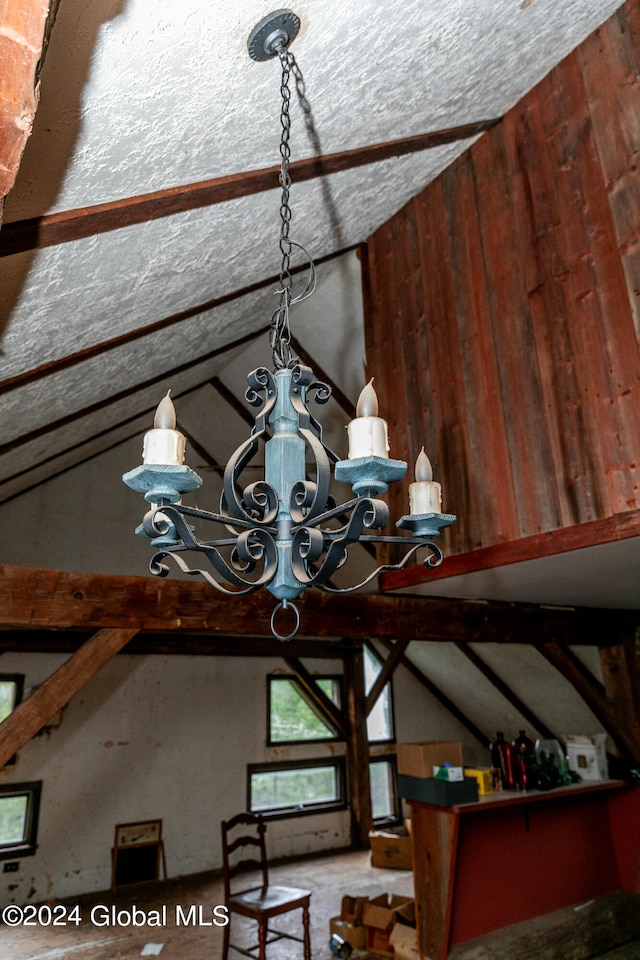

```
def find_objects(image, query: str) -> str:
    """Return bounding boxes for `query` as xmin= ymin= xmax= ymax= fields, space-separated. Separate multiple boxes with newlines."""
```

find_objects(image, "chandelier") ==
xmin=123 ymin=10 xmax=456 ymax=641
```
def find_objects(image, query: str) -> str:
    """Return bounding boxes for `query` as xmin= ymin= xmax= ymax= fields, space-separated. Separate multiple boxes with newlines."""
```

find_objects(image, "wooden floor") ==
xmin=2 ymin=849 xmax=639 ymax=960
xmin=0 ymin=849 xmax=413 ymax=960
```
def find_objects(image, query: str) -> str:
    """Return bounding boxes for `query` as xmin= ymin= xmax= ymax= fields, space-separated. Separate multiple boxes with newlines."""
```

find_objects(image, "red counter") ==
xmin=408 ymin=780 xmax=639 ymax=960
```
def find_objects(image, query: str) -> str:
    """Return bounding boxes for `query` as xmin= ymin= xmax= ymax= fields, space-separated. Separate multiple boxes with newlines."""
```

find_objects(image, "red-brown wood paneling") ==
xmin=363 ymin=0 xmax=640 ymax=582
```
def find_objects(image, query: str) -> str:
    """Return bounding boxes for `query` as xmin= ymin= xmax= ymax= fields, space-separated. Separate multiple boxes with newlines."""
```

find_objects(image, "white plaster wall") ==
xmin=0 ymin=652 xmax=350 ymax=908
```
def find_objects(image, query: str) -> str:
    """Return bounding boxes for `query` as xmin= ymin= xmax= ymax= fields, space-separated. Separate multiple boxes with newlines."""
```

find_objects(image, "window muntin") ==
xmin=267 ymin=675 xmax=343 ymax=744
xmin=364 ymin=646 xmax=395 ymax=743
xmin=248 ymin=758 xmax=346 ymax=819
xmin=0 ymin=782 xmax=42 ymax=860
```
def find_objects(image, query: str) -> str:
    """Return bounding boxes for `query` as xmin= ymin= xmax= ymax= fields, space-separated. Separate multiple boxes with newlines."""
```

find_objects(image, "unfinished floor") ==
xmin=1 ymin=849 xmax=639 ymax=960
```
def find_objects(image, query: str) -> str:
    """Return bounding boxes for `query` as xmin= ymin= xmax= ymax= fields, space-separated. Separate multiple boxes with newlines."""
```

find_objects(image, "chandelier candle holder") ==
xmin=123 ymin=9 xmax=456 ymax=640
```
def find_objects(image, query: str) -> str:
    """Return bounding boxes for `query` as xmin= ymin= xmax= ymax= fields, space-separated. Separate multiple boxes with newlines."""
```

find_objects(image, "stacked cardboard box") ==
xmin=361 ymin=894 xmax=415 ymax=957
xmin=329 ymin=895 xmax=368 ymax=950
xmin=397 ymin=741 xmax=479 ymax=805
xmin=329 ymin=893 xmax=416 ymax=957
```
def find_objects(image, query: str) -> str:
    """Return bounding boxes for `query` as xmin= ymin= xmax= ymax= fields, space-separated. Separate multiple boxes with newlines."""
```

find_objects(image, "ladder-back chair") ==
xmin=220 ymin=812 xmax=311 ymax=960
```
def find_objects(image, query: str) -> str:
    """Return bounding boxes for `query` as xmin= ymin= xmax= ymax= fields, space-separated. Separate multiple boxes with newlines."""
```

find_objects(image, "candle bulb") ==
xmin=347 ymin=378 xmax=390 ymax=459
xmin=142 ymin=390 xmax=187 ymax=465
xmin=409 ymin=447 xmax=442 ymax=514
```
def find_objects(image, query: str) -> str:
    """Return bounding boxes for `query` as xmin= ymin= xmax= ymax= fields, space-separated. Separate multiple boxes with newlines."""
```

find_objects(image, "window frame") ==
xmin=0 ymin=674 xmax=25 ymax=719
xmin=0 ymin=674 xmax=25 ymax=767
xmin=364 ymin=645 xmax=396 ymax=745
xmin=0 ymin=781 xmax=42 ymax=861
xmin=247 ymin=757 xmax=347 ymax=820
xmin=369 ymin=753 xmax=402 ymax=828
xmin=266 ymin=673 xmax=344 ymax=747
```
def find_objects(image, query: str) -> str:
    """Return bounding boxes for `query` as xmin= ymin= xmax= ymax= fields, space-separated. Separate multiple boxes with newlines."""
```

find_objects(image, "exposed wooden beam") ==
xmin=0 ymin=564 xmax=636 ymax=643
xmin=343 ymin=646 xmax=372 ymax=847
xmin=381 ymin=512 xmax=640 ymax=591
xmin=599 ymin=636 xmax=640 ymax=759
xmin=0 ymin=627 xmax=138 ymax=768
xmin=0 ymin=629 xmax=352 ymax=659
xmin=537 ymin=641 xmax=640 ymax=762
xmin=281 ymin=655 xmax=347 ymax=737
xmin=0 ymin=121 xmax=498 ymax=257
xmin=0 ymin=0 xmax=54 ymax=200
xmin=379 ymin=638 xmax=490 ymax=748
xmin=454 ymin=642 xmax=558 ymax=741
xmin=365 ymin=638 xmax=410 ymax=718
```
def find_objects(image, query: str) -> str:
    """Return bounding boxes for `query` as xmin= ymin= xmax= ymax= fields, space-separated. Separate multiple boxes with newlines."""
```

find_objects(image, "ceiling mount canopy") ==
xmin=247 ymin=9 xmax=301 ymax=62
xmin=123 ymin=10 xmax=456 ymax=640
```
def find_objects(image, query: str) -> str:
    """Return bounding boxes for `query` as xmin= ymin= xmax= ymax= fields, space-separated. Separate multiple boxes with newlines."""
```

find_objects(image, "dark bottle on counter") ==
xmin=513 ymin=730 xmax=536 ymax=791
xmin=490 ymin=731 xmax=517 ymax=790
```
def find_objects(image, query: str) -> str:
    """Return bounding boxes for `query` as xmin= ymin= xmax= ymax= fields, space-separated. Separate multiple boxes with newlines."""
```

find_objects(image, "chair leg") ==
xmin=302 ymin=901 xmax=311 ymax=960
xmin=222 ymin=911 xmax=230 ymax=960
xmin=258 ymin=918 xmax=267 ymax=960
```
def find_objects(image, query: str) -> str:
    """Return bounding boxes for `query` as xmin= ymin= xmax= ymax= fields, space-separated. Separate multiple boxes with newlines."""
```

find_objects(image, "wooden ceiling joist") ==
xmin=0 ymin=244 xmax=357 ymax=401
xmin=538 ymin=641 xmax=640 ymax=762
xmin=1 ymin=563 xmax=633 ymax=644
xmin=454 ymin=641 xmax=558 ymax=741
xmin=0 ymin=120 xmax=498 ymax=257
xmin=379 ymin=638 xmax=490 ymax=748
xmin=365 ymin=638 xmax=410 ymax=717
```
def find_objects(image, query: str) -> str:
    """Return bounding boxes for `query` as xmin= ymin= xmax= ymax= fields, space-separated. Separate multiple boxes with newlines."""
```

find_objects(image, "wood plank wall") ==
xmin=363 ymin=1 xmax=640 ymax=565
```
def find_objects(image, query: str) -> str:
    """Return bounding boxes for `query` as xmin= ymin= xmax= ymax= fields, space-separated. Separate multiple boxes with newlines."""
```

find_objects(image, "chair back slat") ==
xmin=221 ymin=812 xmax=268 ymax=898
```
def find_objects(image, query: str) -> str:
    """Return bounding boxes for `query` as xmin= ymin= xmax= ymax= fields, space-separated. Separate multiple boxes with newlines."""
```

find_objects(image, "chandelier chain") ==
xmin=270 ymin=46 xmax=297 ymax=370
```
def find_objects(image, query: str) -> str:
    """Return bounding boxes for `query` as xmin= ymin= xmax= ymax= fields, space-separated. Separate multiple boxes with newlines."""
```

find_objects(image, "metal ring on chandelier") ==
xmin=270 ymin=599 xmax=301 ymax=641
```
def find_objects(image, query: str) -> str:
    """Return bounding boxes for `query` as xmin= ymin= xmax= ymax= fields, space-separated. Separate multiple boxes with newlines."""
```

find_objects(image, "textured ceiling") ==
xmin=0 ymin=0 xmax=632 ymax=605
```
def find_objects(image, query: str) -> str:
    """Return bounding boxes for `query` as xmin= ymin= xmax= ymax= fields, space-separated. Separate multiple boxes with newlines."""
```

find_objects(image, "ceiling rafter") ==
xmin=0 ymin=244 xmax=358 ymax=400
xmin=0 ymin=121 xmax=498 ymax=257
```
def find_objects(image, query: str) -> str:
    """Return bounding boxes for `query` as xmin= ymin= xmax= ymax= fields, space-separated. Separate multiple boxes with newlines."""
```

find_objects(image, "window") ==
xmin=370 ymin=755 xmax=401 ymax=826
xmin=248 ymin=758 xmax=346 ymax=819
xmin=0 ymin=675 xmax=24 ymax=722
xmin=0 ymin=782 xmax=42 ymax=860
xmin=267 ymin=675 xmax=343 ymax=744
xmin=364 ymin=646 xmax=395 ymax=743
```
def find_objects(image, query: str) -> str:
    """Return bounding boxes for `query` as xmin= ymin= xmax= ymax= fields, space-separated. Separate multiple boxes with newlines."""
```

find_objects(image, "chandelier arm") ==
xmin=221 ymin=366 xmax=281 ymax=525
xmin=155 ymin=503 xmax=276 ymax=535
xmin=317 ymin=542 xmax=445 ymax=594
xmin=289 ymin=497 xmax=391 ymax=588
xmin=149 ymin=550 xmax=265 ymax=596
xmin=298 ymin=495 xmax=389 ymax=533
xmin=150 ymin=509 xmax=279 ymax=591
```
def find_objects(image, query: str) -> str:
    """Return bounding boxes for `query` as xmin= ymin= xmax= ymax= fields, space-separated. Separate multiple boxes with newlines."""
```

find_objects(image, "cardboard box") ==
xmin=369 ymin=829 xmax=413 ymax=870
xmin=329 ymin=916 xmax=367 ymax=949
xmin=340 ymin=894 xmax=368 ymax=926
xmin=363 ymin=894 xmax=415 ymax=957
xmin=398 ymin=773 xmax=479 ymax=806
xmin=366 ymin=925 xmax=394 ymax=956
xmin=397 ymin=741 xmax=463 ymax=779
xmin=362 ymin=893 xmax=414 ymax=931
xmin=464 ymin=766 xmax=495 ymax=795
xmin=566 ymin=734 xmax=608 ymax=781
xmin=390 ymin=920 xmax=420 ymax=960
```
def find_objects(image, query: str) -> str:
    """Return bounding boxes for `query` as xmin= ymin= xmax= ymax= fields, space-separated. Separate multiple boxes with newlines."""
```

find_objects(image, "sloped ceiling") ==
xmin=0 ymin=0 xmax=635 ymax=606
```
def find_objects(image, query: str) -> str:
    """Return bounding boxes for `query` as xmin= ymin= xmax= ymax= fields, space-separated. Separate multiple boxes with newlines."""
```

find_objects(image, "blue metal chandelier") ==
xmin=123 ymin=10 xmax=456 ymax=640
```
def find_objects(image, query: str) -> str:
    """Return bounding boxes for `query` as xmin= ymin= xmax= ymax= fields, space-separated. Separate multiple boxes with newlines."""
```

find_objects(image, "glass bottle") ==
xmin=513 ymin=730 xmax=535 ymax=791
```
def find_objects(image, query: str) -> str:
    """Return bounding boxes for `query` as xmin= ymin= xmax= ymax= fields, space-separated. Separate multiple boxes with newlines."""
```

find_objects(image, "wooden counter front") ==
xmin=408 ymin=780 xmax=639 ymax=960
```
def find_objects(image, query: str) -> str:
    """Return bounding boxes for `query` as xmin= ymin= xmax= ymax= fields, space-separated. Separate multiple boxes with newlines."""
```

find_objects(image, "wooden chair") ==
xmin=220 ymin=812 xmax=311 ymax=960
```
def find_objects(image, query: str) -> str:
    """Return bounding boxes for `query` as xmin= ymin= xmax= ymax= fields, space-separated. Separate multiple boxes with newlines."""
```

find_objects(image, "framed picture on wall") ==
xmin=112 ymin=819 xmax=166 ymax=891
